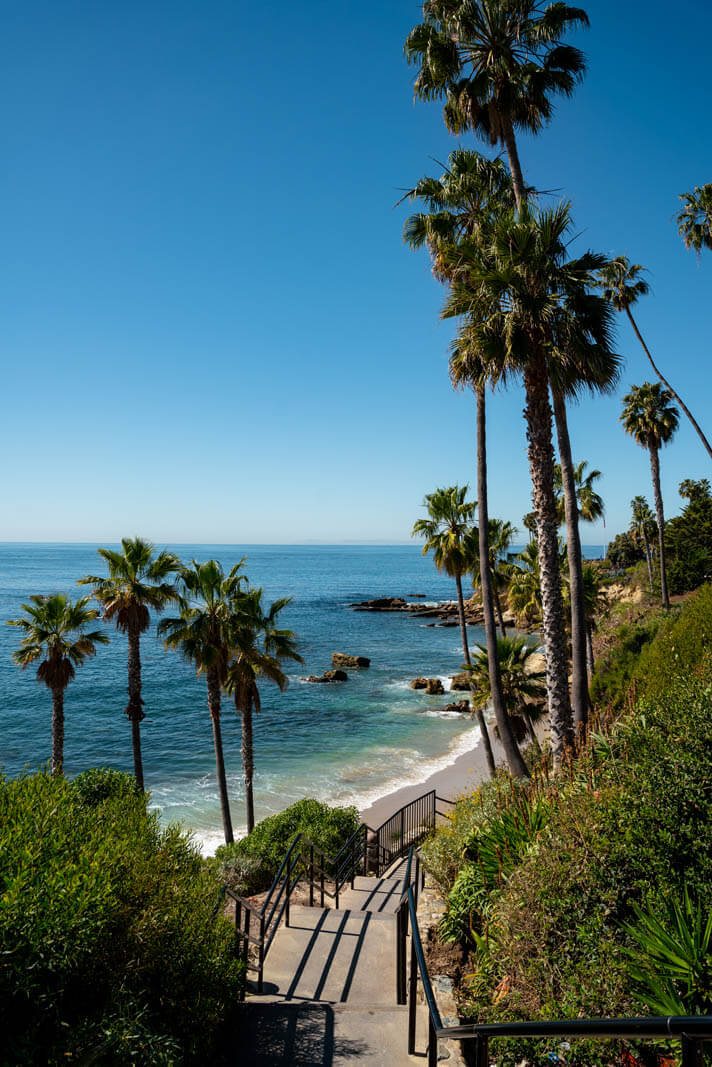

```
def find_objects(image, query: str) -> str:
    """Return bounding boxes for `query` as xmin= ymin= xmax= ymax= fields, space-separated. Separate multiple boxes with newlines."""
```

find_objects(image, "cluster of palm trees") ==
xmin=8 ymin=537 xmax=301 ymax=843
xmin=402 ymin=1 xmax=709 ymax=772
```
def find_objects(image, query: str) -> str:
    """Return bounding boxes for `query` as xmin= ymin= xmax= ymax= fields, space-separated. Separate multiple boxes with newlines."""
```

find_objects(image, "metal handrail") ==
xmin=404 ymin=885 xmax=712 ymax=1067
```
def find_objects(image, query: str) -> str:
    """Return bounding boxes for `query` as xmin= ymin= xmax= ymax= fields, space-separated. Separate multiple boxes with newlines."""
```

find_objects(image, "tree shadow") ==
xmin=223 ymin=1003 xmax=371 ymax=1065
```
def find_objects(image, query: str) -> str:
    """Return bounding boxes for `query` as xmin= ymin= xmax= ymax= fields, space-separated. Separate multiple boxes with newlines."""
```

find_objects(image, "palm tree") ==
xmin=507 ymin=541 xmax=542 ymax=626
xmin=468 ymin=636 xmax=546 ymax=753
xmin=405 ymin=0 xmax=589 ymax=209
xmin=413 ymin=486 xmax=499 ymax=779
xmin=677 ymin=184 xmax=712 ymax=255
xmin=8 ymin=594 xmax=108 ymax=775
xmin=554 ymin=461 xmax=603 ymax=525
xmin=621 ymin=384 xmax=679 ymax=610
xmin=444 ymin=203 xmax=615 ymax=763
xmin=225 ymin=590 xmax=302 ymax=834
xmin=159 ymin=559 xmax=248 ymax=844
xmin=404 ymin=152 xmax=527 ymax=778
xmin=79 ymin=537 xmax=179 ymax=792
xmin=630 ymin=495 xmax=656 ymax=592
xmin=598 ymin=257 xmax=712 ymax=464
xmin=563 ymin=564 xmax=606 ymax=675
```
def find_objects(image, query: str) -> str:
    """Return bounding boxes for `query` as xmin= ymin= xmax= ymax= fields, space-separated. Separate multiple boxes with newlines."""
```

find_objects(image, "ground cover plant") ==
xmin=212 ymin=797 xmax=360 ymax=896
xmin=422 ymin=584 xmax=712 ymax=1066
xmin=0 ymin=768 xmax=244 ymax=1065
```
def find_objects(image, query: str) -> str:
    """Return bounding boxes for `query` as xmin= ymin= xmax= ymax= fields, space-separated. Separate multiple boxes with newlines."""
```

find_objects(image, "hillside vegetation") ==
xmin=422 ymin=583 xmax=712 ymax=1066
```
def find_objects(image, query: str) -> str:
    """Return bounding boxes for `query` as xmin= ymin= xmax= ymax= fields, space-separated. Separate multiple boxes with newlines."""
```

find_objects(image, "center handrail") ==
xmin=217 ymin=788 xmax=439 ymax=997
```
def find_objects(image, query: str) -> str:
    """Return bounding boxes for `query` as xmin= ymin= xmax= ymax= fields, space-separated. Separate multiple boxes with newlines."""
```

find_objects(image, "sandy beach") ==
xmin=360 ymin=724 xmax=505 ymax=827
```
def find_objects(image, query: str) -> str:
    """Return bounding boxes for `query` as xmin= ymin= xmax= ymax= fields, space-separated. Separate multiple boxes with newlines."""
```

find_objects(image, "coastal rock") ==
xmin=350 ymin=597 xmax=407 ymax=612
xmin=449 ymin=673 xmax=471 ymax=692
xmin=425 ymin=678 xmax=444 ymax=695
xmin=410 ymin=677 xmax=428 ymax=690
xmin=332 ymin=653 xmax=370 ymax=668
xmin=443 ymin=700 xmax=470 ymax=713
xmin=305 ymin=669 xmax=348 ymax=683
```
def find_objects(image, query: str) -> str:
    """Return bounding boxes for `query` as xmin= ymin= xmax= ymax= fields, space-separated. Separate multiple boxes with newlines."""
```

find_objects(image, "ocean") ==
xmin=0 ymin=542 xmax=603 ymax=852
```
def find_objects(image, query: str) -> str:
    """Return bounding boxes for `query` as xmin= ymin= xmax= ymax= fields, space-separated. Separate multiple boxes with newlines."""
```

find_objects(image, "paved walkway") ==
xmin=229 ymin=860 xmax=428 ymax=1065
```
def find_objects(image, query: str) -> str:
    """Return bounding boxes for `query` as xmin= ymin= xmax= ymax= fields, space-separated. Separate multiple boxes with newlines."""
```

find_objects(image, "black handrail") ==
xmin=404 ymin=885 xmax=712 ymax=1067
xmin=216 ymin=789 xmax=440 ymax=996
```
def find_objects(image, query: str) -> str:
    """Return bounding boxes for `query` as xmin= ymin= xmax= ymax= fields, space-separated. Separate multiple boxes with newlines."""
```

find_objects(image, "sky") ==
xmin=2 ymin=0 xmax=711 ymax=545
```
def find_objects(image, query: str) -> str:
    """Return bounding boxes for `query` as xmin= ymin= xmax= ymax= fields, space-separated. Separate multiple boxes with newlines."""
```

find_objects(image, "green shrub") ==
xmin=0 ymin=770 xmax=244 ymax=1064
xmin=213 ymin=797 xmax=360 ymax=895
xmin=634 ymin=581 xmax=712 ymax=700
xmin=589 ymin=615 xmax=663 ymax=708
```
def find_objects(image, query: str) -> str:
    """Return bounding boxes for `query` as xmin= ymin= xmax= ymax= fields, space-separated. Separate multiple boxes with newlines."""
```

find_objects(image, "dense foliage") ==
xmin=213 ymin=797 xmax=360 ymax=895
xmin=423 ymin=585 xmax=712 ymax=1065
xmin=666 ymin=480 xmax=712 ymax=595
xmin=0 ymin=769 xmax=244 ymax=1065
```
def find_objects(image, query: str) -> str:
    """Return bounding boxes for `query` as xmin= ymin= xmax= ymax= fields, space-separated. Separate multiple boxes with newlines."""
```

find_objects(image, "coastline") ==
xmin=360 ymin=718 xmax=503 ymax=827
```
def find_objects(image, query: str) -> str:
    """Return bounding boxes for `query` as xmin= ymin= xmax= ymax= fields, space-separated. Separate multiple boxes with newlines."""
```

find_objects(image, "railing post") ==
xmin=320 ymin=863 xmax=325 ymax=908
xmin=408 ymin=922 xmax=418 ymax=1054
xmin=257 ymin=913 xmax=265 ymax=994
xmin=428 ymin=1013 xmax=437 ymax=1067
xmin=681 ymin=1037 xmax=704 ymax=1067
xmin=285 ymin=862 xmax=290 ymax=927
xmin=474 ymin=1033 xmax=489 ymax=1067
xmin=351 ymin=834 xmax=356 ymax=889
xmin=309 ymin=845 xmax=314 ymax=908
xmin=415 ymin=855 xmax=421 ymax=905
xmin=400 ymin=808 xmax=405 ymax=857
xmin=396 ymin=901 xmax=407 ymax=1005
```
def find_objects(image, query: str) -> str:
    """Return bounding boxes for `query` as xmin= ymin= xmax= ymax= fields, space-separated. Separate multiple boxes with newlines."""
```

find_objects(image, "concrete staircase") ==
xmin=232 ymin=858 xmax=427 ymax=1065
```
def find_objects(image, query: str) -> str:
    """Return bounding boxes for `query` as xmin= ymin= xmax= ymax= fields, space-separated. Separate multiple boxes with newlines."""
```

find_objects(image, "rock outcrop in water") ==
xmin=305 ymin=669 xmax=348 ymax=683
xmin=332 ymin=653 xmax=370 ymax=668
xmin=410 ymin=677 xmax=445 ymax=694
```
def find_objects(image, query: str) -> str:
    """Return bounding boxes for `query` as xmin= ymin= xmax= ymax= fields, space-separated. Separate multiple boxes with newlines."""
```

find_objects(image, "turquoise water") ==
xmin=0 ymin=543 xmax=603 ymax=851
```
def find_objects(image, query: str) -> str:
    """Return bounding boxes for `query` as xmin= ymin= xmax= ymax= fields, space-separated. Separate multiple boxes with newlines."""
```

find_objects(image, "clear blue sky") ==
xmin=2 ymin=0 xmax=710 ymax=545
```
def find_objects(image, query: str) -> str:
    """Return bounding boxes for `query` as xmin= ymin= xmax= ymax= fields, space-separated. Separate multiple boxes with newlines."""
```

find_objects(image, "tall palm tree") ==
xmin=487 ymin=518 xmax=518 ymax=639
xmin=404 ymin=151 xmax=527 ymax=778
xmin=79 ymin=537 xmax=179 ymax=792
xmin=621 ymin=384 xmax=679 ymax=610
xmin=554 ymin=461 xmax=603 ymax=525
xmin=444 ymin=203 xmax=615 ymax=762
xmin=468 ymin=636 xmax=546 ymax=753
xmin=630 ymin=495 xmax=656 ymax=592
xmin=405 ymin=0 xmax=589 ymax=210
xmin=677 ymin=184 xmax=712 ymax=255
xmin=563 ymin=564 xmax=606 ymax=675
xmin=225 ymin=590 xmax=302 ymax=834
xmin=598 ymin=257 xmax=712 ymax=464
xmin=8 ymin=594 xmax=108 ymax=775
xmin=159 ymin=559 xmax=248 ymax=844
xmin=507 ymin=541 xmax=542 ymax=626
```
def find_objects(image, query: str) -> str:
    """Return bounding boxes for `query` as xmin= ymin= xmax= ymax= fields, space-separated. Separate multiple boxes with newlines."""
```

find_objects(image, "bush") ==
xmin=589 ymin=615 xmax=663 ymax=708
xmin=213 ymin=797 xmax=360 ymax=895
xmin=424 ymin=586 xmax=712 ymax=1065
xmin=0 ymin=770 xmax=244 ymax=1064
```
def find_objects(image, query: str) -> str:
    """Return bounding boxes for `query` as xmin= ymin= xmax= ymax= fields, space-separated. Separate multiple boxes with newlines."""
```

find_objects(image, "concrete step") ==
xmin=253 ymin=905 xmax=397 ymax=1007
xmin=338 ymin=875 xmax=405 ymax=915
xmin=230 ymin=999 xmax=429 ymax=1066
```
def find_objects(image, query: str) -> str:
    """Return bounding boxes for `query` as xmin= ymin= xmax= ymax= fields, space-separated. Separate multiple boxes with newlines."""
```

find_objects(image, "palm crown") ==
xmin=10 ymin=593 xmax=108 ymax=687
xmin=226 ymin=590 xmax=303 ymax=709
xmin=405 ymin=1 xmax=588 ymax=144
xmin=79 ymin=537 xmax=179 ymax=633
xmin=554 ymin=460 xmax=604 ymax=524
xmin=677 ymin=184 xmax=712 ymax=255
xmin=412 ymin=485 xmax=477 ymax=577
xmin=621 ymin=382 xmax=679 ymax=451
xmin=596 ymin=256 xmax=649 ymax=312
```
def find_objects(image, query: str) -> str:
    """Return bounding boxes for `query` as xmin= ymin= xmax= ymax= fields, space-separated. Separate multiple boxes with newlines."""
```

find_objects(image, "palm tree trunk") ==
xmin=501 ymin=115 xmax=526 ymax=212
xmin=586 ymin=623 xmax=595 ymax=676
xmin=627 ymin=307 xmax=712 ymax=463
xmin=552 ymin=389 xmax=589 ymax=732
xmin=476 ymin=385 xmax=528 ymax=778
xmin=643 ymin=535 xmax=654 ymax=592
xmin=495 ymin=591 xmax=507 ymax=640
xmin=241 ymin=698 xmax=255 ymax=835
xmin=523 ymin=355 xmax=574 ymax=765
xmin=207 ymin=668 xmax=234 ymax=844
xmin=454 ymin=572 xmax=471 ymax=666
xmin=126 ymin=624 xmax=145 ymax=792
xmin=649 ymin=445 xmax=670 ymax=609
xmin=51 ymin=685 xmax=65 ymax=776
